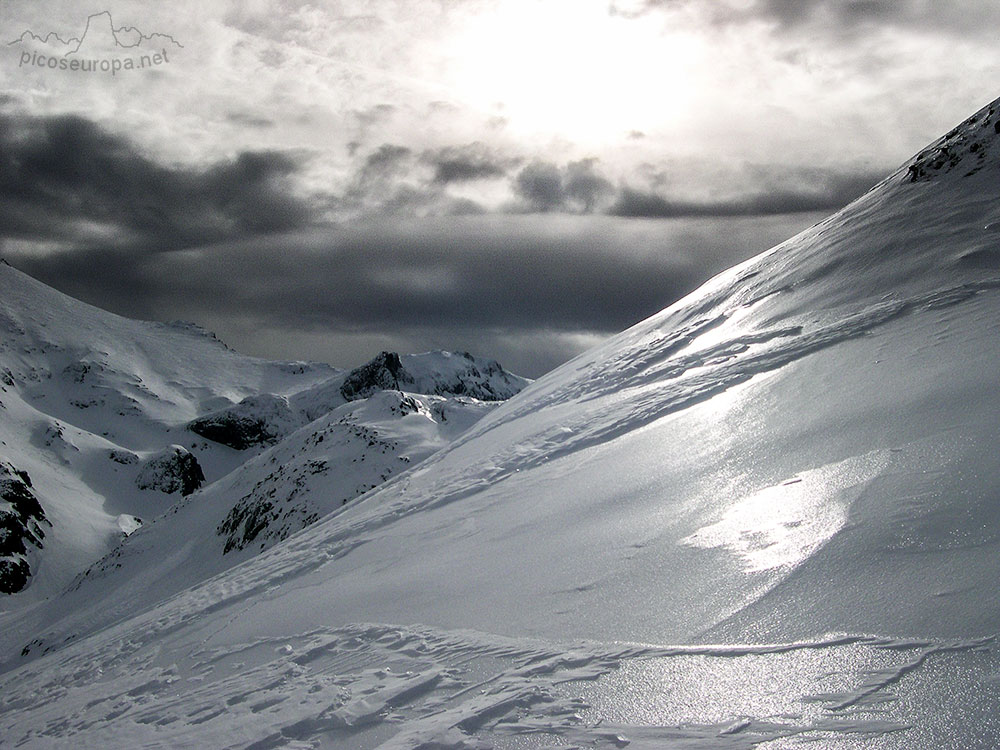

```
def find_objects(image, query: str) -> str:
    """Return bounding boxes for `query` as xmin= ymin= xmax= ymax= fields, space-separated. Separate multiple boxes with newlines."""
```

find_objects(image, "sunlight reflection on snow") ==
xmin=572 ymin=643 xmax=888 ymax=728
xmin=682 ymin=453 xmax=889 ymax=572
xmin=551 ymin=638 xmax=1000 ymax=749
xmin=677 ymin=303 xmax=757 ymax=358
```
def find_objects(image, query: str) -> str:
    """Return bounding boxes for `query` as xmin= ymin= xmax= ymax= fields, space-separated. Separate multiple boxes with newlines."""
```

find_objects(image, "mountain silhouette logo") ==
xmin=10 ymin=11 xmax=182 ymax=76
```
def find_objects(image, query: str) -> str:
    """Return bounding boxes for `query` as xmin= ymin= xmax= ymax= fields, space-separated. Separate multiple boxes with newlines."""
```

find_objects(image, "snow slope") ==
xmin=8 ymin=389 xmax=502 ymax=660
xmin=0 ymin=260 xmax=526 ymax=608
xmin=5 ymin=97 xmax=1000 ymax=747
xmin=0 ymin=261 xmax=340 ymax=602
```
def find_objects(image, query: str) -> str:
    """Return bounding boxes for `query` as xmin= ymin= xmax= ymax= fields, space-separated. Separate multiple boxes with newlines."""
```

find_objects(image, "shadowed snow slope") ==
xmin=0 ymin=259 xmax=527 ymax=609
xmin=0 ymin=261 xmax=338 ymax=602
xmin=5 ymin=97 xmax=1000 ymax=747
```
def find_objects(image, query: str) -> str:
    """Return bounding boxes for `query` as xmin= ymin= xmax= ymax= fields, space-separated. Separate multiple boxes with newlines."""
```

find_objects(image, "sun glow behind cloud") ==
xmin=445 ymin=0 xmax=702 ymax=147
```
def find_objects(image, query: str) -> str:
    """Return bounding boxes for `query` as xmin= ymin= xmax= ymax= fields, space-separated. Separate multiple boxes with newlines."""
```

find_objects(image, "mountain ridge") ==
xmin=0 ymin=260 xmax=529 ymax=605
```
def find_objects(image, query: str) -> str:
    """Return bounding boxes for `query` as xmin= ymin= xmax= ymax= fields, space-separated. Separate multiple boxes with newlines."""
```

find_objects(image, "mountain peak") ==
xmin=339 ymin=349 xmax=530 ymax=402
xmin=906 ymin=96 xmax=1000 ymax=182
xmin=339 ymin=351 xmax=408 ymax=401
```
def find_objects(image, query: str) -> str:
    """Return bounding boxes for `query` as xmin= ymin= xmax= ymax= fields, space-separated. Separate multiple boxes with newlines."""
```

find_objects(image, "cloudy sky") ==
xmin=2 ymin=0 xmax=999 ymax=376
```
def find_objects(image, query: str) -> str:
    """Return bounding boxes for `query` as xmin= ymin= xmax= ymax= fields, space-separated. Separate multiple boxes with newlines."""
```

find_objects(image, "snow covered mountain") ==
xmin=0 ymin=260 xmax=341 ymax=602
xmin=190 ymin=350 xmax=528 ymax=450
xmin=0 ymin=261 xmax=527 ymax=606
xmin=10 ymin=388 xmax=501 ymax=663
xmin=4 ymin=96 xmax=1000 ymax=747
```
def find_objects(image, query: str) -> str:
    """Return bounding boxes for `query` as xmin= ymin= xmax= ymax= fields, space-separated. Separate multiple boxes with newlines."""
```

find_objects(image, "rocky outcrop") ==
xmin=339 ymin=351 xmax=410 ymax=401
xmin=135 ymin=446 xmax=205 ymax=496
xmin=188 ymin=394 xmax=295 ymax=450
xmin=340 ymin=350 xmax=528 ymax=402
xmin=0 ymin=463 xmax=51 ymax=594
xmin=216 ymin=412 xmax=410 ymax=555
xmin=907 ymin=101 xmax=1000 ymax=181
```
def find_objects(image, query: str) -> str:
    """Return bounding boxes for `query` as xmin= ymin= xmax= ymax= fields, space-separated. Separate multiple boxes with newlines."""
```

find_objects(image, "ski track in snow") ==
xmin=1 ymin=619 xmax=994 ymax=749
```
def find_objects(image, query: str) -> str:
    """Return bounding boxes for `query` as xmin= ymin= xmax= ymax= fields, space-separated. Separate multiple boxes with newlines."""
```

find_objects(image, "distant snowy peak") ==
xmin=0 ymin=260 xmax=336 ymax=427
xmin=191 ymin=351 xmax=531 ymax=450
xmin=340 ymin=350 xmax=530 ymax=402
xmin=338 ymin=351 xmax=408 ymax=400
xmin=906 ymin=97 xmax=1000 ymax=182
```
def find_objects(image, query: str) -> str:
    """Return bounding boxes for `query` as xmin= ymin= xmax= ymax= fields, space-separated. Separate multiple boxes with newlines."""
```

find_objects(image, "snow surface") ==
xmin=0 ymin=262 xmax=342 ymax=603
xmin=5 ymin=97 xmax=1000 ymax=747
xmin=0 ymin=261 xmax=525 ymax=607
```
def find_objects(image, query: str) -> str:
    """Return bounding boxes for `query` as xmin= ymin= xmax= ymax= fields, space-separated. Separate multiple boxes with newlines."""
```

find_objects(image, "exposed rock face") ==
xmin=339 ymin=351 xmax=408 ymax=401
xmin=215 ymin=418 xmax=404 ymax=555
xmin=188 ymin=394 xmax=295 ymax=450
xmin=214 ymin=389 xmax=454 ymax=556
xmin=0 ymin=463 xmax=51 ymax=594
xmin=907 ymin=101 xmax=1000 ymax=181
xmin=108 ymin=449 xmax=139 ymax=465
xmin=189 ymin=414 xmax=274 ymax=450
xmin=340 ymin=350 xmax=528 ymax=402
xmin=135 ymin=446 xmax=205 ymax=496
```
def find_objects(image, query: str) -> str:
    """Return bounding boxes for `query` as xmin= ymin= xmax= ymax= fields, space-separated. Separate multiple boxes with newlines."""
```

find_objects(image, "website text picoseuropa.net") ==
xmin=17 ymin=48 xmax=171 ymax=76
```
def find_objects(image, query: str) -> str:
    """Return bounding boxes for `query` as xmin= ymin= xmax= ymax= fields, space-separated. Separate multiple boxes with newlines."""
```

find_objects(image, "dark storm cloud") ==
xmin=343 ymin=143 xmax=472 ymax=216
xmin=359 ymin=144 xmax=412 ymax=175
xmin=619 ymin=0 xmax=1000 ymax=37
xmin=749 ymin=0 xmax=982 ymax=32
xmin=513 ymin=160 xmax=614 ymax=213
xmin=510 ymin=159 xmax=878 ymax=219
xmin=14 ymin=219 xmax=696 ymax=332
xmin=226 ymin=112 xmax=276 ymax=129
xmin=565 ymin=159 xmax=616 ymax=212
xmin=344 ymin=143 xmax=507 ymax=215
xmin=610 ymin=166 xmax=883 ymax=218
xmin=344 ymin=144 xmax=414 ymax=200
xmin=514 ymin=162 xmax=565 ymax=211
xmin=8 ymin=213 xmax=820 ymax=376
xmin=423 ymin=143 xmax=513 ymax=184
xmin=0 ymin=112 xmax=317 ymax=252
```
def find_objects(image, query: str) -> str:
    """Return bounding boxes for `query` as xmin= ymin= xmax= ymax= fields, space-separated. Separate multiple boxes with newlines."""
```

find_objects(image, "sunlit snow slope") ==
xmin=5 ymin=98 xmax=1000 ymax=748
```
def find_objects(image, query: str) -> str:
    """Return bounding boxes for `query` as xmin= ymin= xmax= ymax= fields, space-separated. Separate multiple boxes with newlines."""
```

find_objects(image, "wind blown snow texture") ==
xmin=5 ymin=96 xmax=1000 ymax=747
